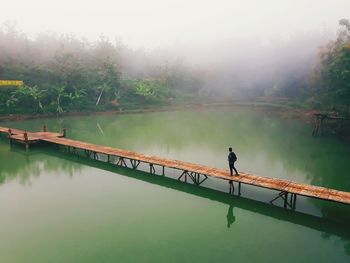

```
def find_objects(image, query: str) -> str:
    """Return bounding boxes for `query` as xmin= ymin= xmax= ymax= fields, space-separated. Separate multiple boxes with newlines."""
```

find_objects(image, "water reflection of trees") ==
xmin=0 ymin=135 xmax=350 ymax=256
xmin=0 ymin=144 xmax=82 ymax=186
xmin=50 ymin=109 xmax=350 ymax=188
xmin=34 ymin=152 xmax=350 ymax=257
xmin=60 ymin=110 xmax=350 ymax=223
xmin=3 ymin=109 xmax=350 ymax=221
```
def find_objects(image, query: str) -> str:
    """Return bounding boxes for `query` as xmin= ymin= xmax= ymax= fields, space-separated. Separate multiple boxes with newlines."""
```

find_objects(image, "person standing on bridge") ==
xmin=228 ymin=147 xmax=238 ymax=176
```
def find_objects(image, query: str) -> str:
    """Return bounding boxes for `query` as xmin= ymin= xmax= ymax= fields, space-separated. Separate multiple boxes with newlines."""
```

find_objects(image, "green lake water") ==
xmin=0 ymin=108 xmax=350 ymax=263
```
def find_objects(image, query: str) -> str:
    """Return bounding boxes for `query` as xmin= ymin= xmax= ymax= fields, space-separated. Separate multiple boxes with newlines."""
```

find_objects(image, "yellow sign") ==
xmin=0 ymin=80 xmax=24 ymax=86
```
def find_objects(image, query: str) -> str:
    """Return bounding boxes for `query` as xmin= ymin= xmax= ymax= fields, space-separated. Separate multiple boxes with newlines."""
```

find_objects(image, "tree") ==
xmin=312 ymin=19 xmax=350 ymax=112
xmin=6 ymin=85 xmax=45 ymax=112
xmin=134 ymin=79 xmax=169 ymax=103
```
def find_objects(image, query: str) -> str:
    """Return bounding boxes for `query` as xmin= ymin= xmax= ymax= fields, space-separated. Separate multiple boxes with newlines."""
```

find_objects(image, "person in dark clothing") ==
xmin=228 ymin=147 xmax=238 ymax=176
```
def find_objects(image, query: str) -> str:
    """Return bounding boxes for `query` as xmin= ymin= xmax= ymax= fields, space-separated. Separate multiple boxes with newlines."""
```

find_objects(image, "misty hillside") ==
xmin=0 ymin=18 xmax=349 ymax=115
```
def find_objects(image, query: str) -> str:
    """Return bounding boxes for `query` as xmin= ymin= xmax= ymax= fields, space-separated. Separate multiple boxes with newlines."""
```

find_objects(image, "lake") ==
xmin=0 ymin=107 xmax=350 ymax=263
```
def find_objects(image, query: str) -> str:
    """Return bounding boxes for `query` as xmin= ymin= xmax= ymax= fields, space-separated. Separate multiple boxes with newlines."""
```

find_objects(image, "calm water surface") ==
xmin=0 ymin=108 xmax=350 ymax=263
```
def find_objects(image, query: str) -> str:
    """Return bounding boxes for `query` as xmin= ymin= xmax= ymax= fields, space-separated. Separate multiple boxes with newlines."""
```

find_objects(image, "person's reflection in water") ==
xmin=226 ymin=203 xmax=236 ymax=228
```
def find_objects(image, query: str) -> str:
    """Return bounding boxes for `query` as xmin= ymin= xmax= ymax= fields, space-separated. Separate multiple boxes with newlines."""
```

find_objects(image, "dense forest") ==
xmin=0 ymin=19 xmax=349 ymax=115
xmin=312 ymin=19 xmax=350 ymax=115
xmin=0 ymin=24 xmax=206 ymax=114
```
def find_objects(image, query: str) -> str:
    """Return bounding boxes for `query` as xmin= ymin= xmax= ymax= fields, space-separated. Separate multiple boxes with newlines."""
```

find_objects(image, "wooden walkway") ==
xmin=1 ymin=126 xmax=350 ymax=208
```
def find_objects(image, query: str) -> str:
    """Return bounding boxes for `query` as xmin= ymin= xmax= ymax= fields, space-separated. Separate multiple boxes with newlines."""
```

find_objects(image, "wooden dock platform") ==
xmin=1 ymin=125 xmax=350 ymax=208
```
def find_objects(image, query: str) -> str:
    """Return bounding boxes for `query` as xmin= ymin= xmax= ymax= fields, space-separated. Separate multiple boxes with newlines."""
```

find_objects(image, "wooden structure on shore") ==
xmin=1 ymin=125 xmax=350 ymax=209
xmin=312 ymin=113 xmax=349 ymax=137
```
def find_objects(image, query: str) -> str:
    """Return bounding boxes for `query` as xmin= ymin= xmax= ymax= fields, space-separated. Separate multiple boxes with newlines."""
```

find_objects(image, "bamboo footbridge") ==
xmin=1 ymin=125 xmax=350 ymax=209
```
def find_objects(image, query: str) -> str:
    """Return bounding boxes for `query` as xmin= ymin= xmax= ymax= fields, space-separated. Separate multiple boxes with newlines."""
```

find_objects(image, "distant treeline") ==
xmin=0 ymin=19 xmax=349 ymax=115
xmin=0 ymin=26 xmax=203 ymax=114
xmin=311 ymin=19 xmax=350 ymax=115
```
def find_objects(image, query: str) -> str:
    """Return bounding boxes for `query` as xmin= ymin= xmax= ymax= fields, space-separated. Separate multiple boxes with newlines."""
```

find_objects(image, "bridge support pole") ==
xmin=7 ymin=129 xmax=13 ymax=146
xmin=193 ymin=173 xmax=207 ymax=186
xmin=149 ymin=164 xmax=155 ymax=174
xmin=117 ymin=157 xmax=127 ymax=167
xmin=24 ymin=131 xmax=29 ymax=151
xmin=270 ymin=191 xmax=297 ymax=209
xmin=178 ymin=171 xmax=208 ymax=186
xmin=229 ymin=181 xmax=234 ymax=195
xmin=178 ymin=170 xmax=188 ymax=183
xmin=292 ymin=193 xmax=297 ymax=209
xmin=130 ymin=159 xmax=140 ymax=169
xmin=62 ymin=128 xmax=67 ymax=138
xmin=229 ymin=181 xmax=241 ymax=196
xmin=284 ymin=192 xmax=288 ymax=208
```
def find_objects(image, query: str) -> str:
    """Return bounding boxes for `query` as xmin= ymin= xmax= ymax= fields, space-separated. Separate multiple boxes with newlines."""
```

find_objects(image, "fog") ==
xmin=1 ymin=0 xmax=350 ymax=99
xmin=1 ymin=0 xmax=348 ymax=48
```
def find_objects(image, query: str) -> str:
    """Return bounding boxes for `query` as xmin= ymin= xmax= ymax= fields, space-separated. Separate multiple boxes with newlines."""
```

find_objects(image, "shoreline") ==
xmin=0 ymin=102 xmax=315 ymax=123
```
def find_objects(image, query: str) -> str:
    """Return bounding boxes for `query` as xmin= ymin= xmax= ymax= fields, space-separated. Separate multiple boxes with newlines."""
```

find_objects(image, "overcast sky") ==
xmin=1 ymin=0 xmax=349 ymax=48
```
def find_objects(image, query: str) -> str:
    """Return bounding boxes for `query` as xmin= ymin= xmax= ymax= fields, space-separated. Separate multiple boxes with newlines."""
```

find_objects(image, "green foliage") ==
xmin=312 ymin=19 xmax=350 ymax=112
xmin=0 ymin=27 xmax=201 ymax=115
xmin=134 ymin=79 xmax=169 ymax=101
xmin=6 ymin=85 xmax=45 ymax=112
